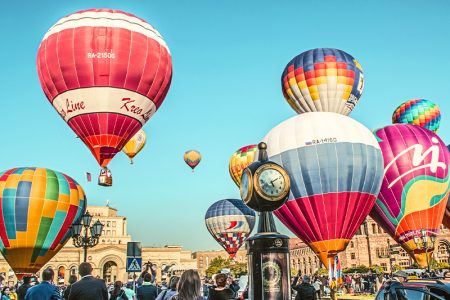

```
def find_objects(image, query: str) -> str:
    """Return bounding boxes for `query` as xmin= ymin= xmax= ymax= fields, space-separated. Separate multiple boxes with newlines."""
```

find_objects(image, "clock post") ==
xmin=240 ymin=142 xmax=291 ymax=300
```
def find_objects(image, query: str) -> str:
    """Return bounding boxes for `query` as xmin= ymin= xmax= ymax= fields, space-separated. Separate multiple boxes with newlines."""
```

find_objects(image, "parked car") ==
xmin=375 ymin=278 xmax=450 ymax=300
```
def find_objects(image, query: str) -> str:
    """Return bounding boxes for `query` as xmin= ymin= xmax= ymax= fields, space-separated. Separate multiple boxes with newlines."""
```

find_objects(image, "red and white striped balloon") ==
xmin=37 ymin=9 xmax=172 ymax=167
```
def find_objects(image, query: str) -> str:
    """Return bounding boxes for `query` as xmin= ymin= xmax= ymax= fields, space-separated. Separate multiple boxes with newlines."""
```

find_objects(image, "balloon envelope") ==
xmin=122 ymin=129 xmax=147 ymax=163
xmin=37 ymin=9 xmax=172 ymax=168
xmin=392 ymin=99 xmax=441 ymax=133
xmin=0 ymin=168 xmax=86 ymax=277
xmin=262 ymin=112 xmax=383 ymax=266
xmin=282 ymin=48 xmax=364 ymax=115
xmin=228 ymin=144 xmax=257 ymax=187
xmin=445 ymin=145 xmax=450 ymax=229
xmin=371 ymin=125 xmax=449 ymax=267
xmin=205 ymin=199 xmax=255 ymax=257
xmin=184 ymin=150 xmax=201 ymax=170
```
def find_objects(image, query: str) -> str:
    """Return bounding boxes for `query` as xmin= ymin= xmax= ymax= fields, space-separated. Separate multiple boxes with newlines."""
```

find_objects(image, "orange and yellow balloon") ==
xmin=0 ymin=167 xmax=86 ymax=279
xmin=122 ymin=129 xmax=147 ymax=164
xmin=184 ymin=150 xmax=202 ymax=171
xmin=228 ymin=144 xmax=257 ymax=187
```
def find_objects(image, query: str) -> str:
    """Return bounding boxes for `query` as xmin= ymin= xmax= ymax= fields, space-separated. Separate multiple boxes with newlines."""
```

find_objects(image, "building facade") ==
xmin=0 ymin=206 xmax=197 ymax=285
xmin=289 ymin=217 xmax=450 ymax=275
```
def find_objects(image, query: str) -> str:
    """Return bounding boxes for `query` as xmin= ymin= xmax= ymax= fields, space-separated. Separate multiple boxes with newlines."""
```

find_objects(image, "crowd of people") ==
xmin=290 ymin=269 xmax=450 ymax=300
xmin=0 ymin=263 xmax=245 ymax=300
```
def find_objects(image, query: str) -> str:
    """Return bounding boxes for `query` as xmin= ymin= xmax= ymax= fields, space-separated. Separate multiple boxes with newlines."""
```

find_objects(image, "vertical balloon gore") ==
xmin=0 ymin=168 xmax=86 ymax=276
xmin=263 ymin=112 xmax=384 ymax=267
xmin=37 ymin=9 xmax=172 ymax=168
xmin=371 ymin=125 xmax=449 ymax=267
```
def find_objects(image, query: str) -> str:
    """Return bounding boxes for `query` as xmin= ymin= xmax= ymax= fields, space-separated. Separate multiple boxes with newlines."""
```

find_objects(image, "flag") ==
xmin=328 ymin=258 xmax=333 ymax=281
xmin=334 ymin=256 xmax=338 ymax=279
xmin=336 ymin=255 xmax=343 ymax=284
xmin=86 ymin=172 xmax=92 ymax=182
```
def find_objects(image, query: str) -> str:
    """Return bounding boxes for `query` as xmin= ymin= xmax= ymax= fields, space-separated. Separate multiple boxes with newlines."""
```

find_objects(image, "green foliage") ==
xmin=430 ymin=259 xmax=450 ymax=270
xmin=369 ymin=265 xmax=385 ymax=273
xmin=315 ymin=268 xmax=329 ymax=276
xmin=343 ymin=265 xmax=369 ymax=274
xmin=205 ymin=256 xmax=230 ymax=278
xmin=204 ymin=257 xmax=248 ymax=277
xmin=392 ymin=264 xmax=402 ymax=272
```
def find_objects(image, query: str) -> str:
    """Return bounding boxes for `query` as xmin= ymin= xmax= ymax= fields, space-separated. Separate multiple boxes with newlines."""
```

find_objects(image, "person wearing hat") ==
xmin=390 ymin=271 xmax=408 ymax=300
xmin=292 ymin=275 xmax=317 ymax=300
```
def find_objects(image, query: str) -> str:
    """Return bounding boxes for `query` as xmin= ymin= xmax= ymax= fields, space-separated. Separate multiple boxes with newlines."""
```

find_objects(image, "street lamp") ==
xmin=413 ymin=229 xmax=437 ymax=272
xmin=69 ymin=211 xmax=104 ymax=262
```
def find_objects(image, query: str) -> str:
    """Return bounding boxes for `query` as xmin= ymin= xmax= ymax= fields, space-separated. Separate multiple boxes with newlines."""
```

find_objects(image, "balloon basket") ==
xmin=98 ymin=167 xmax=113 ymax=187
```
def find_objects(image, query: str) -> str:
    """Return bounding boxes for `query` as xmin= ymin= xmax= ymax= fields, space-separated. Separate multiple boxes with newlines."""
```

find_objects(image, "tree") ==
xmin=230 ymin=262 xmax=247 ymax=277
xmin=315 ymin=268 xmax=329 ymax=276
xmin=205 ymin=257 xmax=230 ymax=278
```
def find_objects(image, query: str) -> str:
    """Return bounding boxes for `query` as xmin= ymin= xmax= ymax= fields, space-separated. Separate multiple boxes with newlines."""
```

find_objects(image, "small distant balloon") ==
xmin=282 ymin=48 xmax=364 ymax=115
xmin=184 ymin=150 xmax=201 ymax=171
xmin=392 ymin=99 xmax=441 ymax=133
xmin=228 ymin=144 xmax=257 ymax=187
xmin=122 ymin=129 xmax=147 ymax=164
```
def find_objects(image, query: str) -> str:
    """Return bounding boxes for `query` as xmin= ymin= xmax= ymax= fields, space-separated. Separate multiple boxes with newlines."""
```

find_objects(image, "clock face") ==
xmin=258 ymin=168 xmax=286 ymax=198
xmin=240 ymin=170 xmax=250 ymax=201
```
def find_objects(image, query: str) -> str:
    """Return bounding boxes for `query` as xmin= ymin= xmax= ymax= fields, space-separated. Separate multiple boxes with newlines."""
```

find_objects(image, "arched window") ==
xmin=103 ymin=261 xmax=118 ymax=284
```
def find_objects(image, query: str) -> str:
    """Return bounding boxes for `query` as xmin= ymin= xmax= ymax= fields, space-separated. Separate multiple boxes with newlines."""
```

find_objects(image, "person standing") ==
xmin=171 ymin=270 xmax=205 ymax=300
xmin=124 ymin=283 xmax=136 ymax=300
xmin=62 ymin=275 xmax=77 ymax=300
xmin=208 ymin=273 xmax=234 ymax=300
xmin=17 ymin=277 xmax=32 ymax=300
xmin=329 ymin=277 xmax=337 ymax=300
xmin=312 ymin=277 xmax=322 ymax=300
xmin=110 ymin=281 xmax=128 ymax=300
xmin=1 ymin=287 xmax=11 ymax=300
xmin=136 ymin=274 xmax=158 ymax=300
xmin=156 ymin=276 xmax=178 ymax=300
xmin=68 ymin=263 xmax=108 ymax=300
xmin=8 ymin=287 xmax=17 ymax=300
xmin=25 ymin=268 xmax=61 ymax=300
xmin=292 ymin=275 xmax=317 ymax=300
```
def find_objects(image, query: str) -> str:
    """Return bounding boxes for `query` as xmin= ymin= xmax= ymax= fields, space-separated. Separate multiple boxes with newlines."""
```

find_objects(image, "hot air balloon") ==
xmin=122 ymin=129 xmax=147 ymax=164
xmin=392 ymin=99 xmax=441 ymax=133
xmin=205 ymin=199 xmax=256 ymax=258
xmin=282 ymin=48 xmax=364 ymax=115
xmin=444 ymin=145 xmax=450 ymax=229
xmin=371 ymin=125 xmax=449 ymax=267
xmin=36 ymin=9 xmax=172 ymax=186
xmin=184 ymin=150 xmax=201 ymax=171
xmin=228 ymin=144 xmax=257 ymax=187
xmin=262 ymin=112 xmax=384 ymax=266
xmin=0 ymin=168 xmax=86 ymax=279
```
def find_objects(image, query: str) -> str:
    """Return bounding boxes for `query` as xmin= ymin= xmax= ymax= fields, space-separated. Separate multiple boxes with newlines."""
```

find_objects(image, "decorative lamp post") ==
xmin=69 ymin=211 xmax=104 ymax=262
xmin=413 ymin=229 xmax=437 ymax=272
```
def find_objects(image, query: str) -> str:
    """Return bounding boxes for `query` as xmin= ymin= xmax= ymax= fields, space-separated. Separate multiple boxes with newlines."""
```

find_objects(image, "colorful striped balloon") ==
xmin=392 ymin=99 xmax=441 ymax=133
xmin=228 ymin=144 xmax=257 ymax=187
xmin=263 ymin=113 xmax=384 ymax=266
xmin=0 ymin=168 xmax=86 ymax=278
xmin=205 ymin=199 xmax=255 ymax=258
xmin=37 ymin=9 xmax=172 ymax=168
xmin=282 ymin=48 xmax=364 ymax=115
xmin=371 ymin=125 xmax=449 ymax=267
xmin=184 ymin=150 xmax=202 ymax=171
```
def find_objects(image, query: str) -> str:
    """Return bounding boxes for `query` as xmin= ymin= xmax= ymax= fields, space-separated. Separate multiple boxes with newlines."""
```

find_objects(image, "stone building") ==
xmin=289 ymin=216 xmax=450 ymax=275
xmin=0 ymin=206 xmax=197 ymax=285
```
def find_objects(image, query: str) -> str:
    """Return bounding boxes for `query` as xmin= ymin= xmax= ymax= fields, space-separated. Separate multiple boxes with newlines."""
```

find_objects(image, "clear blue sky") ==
xmin=0 ymin=0 xmax=448 ymax=252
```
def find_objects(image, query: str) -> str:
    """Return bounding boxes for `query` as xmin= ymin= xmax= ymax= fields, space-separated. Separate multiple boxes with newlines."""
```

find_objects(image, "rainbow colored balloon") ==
xmin=228 ymin=144 xmax=257 ymax=187
xmin=282 ymin=48 xmax=364 ymax=115
xmin=392 ymin=99 xmax=441 ymax=133
xmin=0 ymin=168 xmax=86 ymax=278
xmin=371 ymin=125 xmax=449 ymax=267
